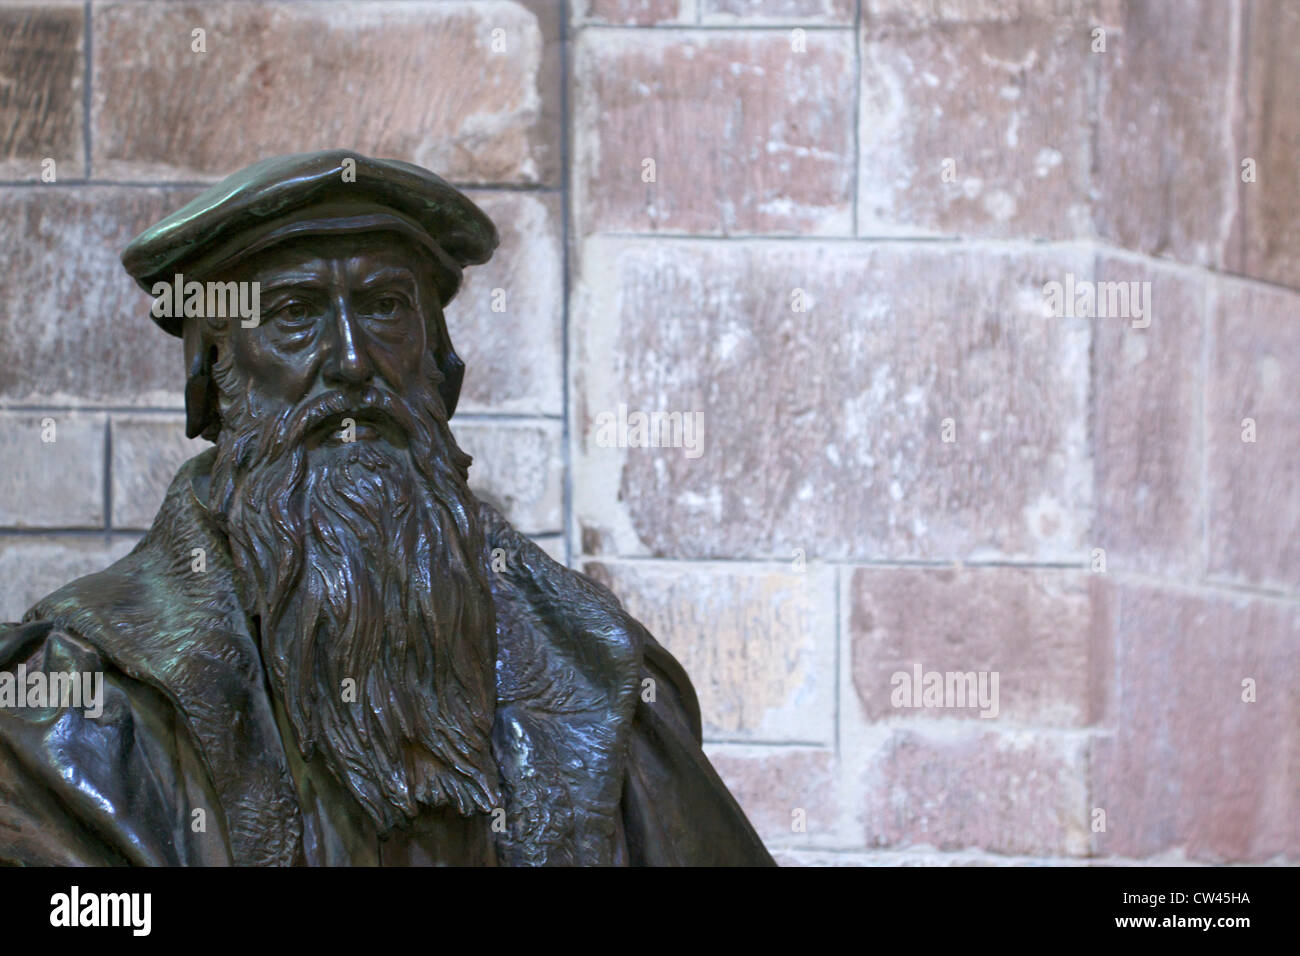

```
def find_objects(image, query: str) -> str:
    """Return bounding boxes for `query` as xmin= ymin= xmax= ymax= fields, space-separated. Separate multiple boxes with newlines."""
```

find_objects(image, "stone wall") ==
xmin=0 ymin=0 xmax=1295 ymax=864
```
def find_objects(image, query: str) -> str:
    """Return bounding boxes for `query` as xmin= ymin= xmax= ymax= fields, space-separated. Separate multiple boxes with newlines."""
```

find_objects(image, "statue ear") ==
xmin=182 ymin=319 xmax=220 ymax=440
xmin=437 ymin=347 xmax=465 ymax=419
xmin=425 ymin=297 xmax=464 ymax=419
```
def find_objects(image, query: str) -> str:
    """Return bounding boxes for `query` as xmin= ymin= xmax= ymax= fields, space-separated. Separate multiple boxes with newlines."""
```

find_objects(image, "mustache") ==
xmin=282 ymin=386 xmax=420 ymax=449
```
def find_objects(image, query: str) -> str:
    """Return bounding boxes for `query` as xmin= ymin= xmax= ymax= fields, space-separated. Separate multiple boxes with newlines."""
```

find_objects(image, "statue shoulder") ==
xmin=17 ymin=544 xmax=152 ymax=646
xmin=475 ymin=498 xmax=704 ymax=723
xmin=477 ymin=501 xmax=643 ymax=663
xmin=475 ymin=500 xmax=713 ymax=750
xmin=476 ymin=500 xmax=629 ymax=615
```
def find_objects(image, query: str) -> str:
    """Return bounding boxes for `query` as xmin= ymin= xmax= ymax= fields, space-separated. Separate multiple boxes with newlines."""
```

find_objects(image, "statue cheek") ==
xmin=365 ymin=345 xmax=420 ymax=391
xmin=236 ymin=335 xmax=316 ymax=390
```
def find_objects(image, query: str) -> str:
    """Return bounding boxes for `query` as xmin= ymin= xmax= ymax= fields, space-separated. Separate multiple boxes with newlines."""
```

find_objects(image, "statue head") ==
xmin=123 ymin=149 xmax=497 ymax=440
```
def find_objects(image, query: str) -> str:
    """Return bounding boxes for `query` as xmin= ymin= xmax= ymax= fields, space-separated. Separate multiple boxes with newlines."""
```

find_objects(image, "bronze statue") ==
xmin=0 ymin=151 xmax=774 ymax=866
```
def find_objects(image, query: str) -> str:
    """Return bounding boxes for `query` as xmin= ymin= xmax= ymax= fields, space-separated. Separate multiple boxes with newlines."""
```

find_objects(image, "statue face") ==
xmin=221 ymin=232 xmax=434 ymax=453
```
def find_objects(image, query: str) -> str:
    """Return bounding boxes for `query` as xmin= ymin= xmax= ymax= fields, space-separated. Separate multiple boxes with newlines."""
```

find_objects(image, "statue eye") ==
xmin=370 ymin=295 xmax=401 ymax=317
xmin=273 ymin=300 xmax=313 ymax=327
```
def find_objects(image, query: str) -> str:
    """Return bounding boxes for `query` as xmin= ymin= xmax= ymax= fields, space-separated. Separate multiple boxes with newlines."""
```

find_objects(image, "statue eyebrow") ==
xmin=356 ymin=266 xmax=417 ymax=290
xmin=258 ymin=273 xmax=329 ymax=294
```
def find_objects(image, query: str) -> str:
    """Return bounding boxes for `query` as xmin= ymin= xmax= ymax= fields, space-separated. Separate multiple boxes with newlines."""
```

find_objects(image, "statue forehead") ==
xmin=223 ymin=231 xmax=432 ymax=281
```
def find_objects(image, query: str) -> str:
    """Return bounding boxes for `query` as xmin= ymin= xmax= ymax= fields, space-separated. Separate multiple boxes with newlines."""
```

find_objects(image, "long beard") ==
xmin=206 ymin=354 xmax=499 ymax=834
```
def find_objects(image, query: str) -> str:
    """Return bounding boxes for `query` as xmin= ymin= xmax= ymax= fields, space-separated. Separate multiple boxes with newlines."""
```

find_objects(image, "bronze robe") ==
xmin=0 ymin=451 xmax=773 ymax=867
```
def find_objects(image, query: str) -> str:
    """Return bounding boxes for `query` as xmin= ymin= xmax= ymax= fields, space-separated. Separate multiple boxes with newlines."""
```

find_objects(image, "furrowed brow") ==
xmin=356 ymin=267 xmax=417 ymax=291
xmin=258 ymin=273 xmax=330 ymax=295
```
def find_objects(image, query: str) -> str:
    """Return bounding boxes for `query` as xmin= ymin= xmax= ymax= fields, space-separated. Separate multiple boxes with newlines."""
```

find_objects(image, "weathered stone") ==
xmin=866 ymin=0 xmax=1097 ymax=27
xmin=573 ymin=0 xmax=697 ymax=25
xmin=1206 ymin=279 xmax=1300 ymax=593
xmin=92 ymin=1 xmax=553 ymax=185
xmin=110 ymin=415 xmax=203 ymax=531
xmin=517 ymin=0 xmax=564 ymax=187
xmin=1094 ymin=0 xmax=1239 ymax=268
xmin=704 ymin=744 xmax=838 ymax=847
xmin=1091 ymin=582 xmax=1300 ymax=861
xmin=573 ymin=29 xmax=855 ymax=235
xmin=452 ymin=192 xmax=563 ymax=415
xmin=702 ymin=0 xmax=854 ymax=24
xmin=0 ymin=412 xmax=105 ymax=528
xmin=0 ymin=187 xmax=194 ymax=406
xmin=0 ymin=534 xmax=140 ymax=622
xmin=848 ymin=567 xmax=1100 ymax=727
xmin=858 ymin=4 xmax=1092 ymax=238
xmin=585 ymin=560 xmax=835 ymax=742
xmin=0 ymin=3 xmax=85 ymax=180
xmin=571 ymin=238 xmax=1093 ymax=561
xmin=1234 ymin=0 xmax=1300 ymax=289
xmin=455 ymin=419 xmax=564 ymax=534
xmin=1091 ymin=254 xmax=1206 ymax=576
xmin=860 ymin=728 xmax=1090 ymax=856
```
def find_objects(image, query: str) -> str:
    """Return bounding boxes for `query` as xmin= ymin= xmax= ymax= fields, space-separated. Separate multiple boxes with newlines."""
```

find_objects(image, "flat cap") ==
xmin=121 ymin=149 xmax=499 ymax=336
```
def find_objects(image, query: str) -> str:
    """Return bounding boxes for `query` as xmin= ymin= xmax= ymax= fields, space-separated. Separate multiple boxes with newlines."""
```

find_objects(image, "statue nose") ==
xmin=323 ymin=307 xmax=373 ymax=386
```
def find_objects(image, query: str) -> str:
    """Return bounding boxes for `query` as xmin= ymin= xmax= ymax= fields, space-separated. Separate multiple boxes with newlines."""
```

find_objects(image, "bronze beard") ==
xmin=204 ymin=347 xmax=500 ymax=835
